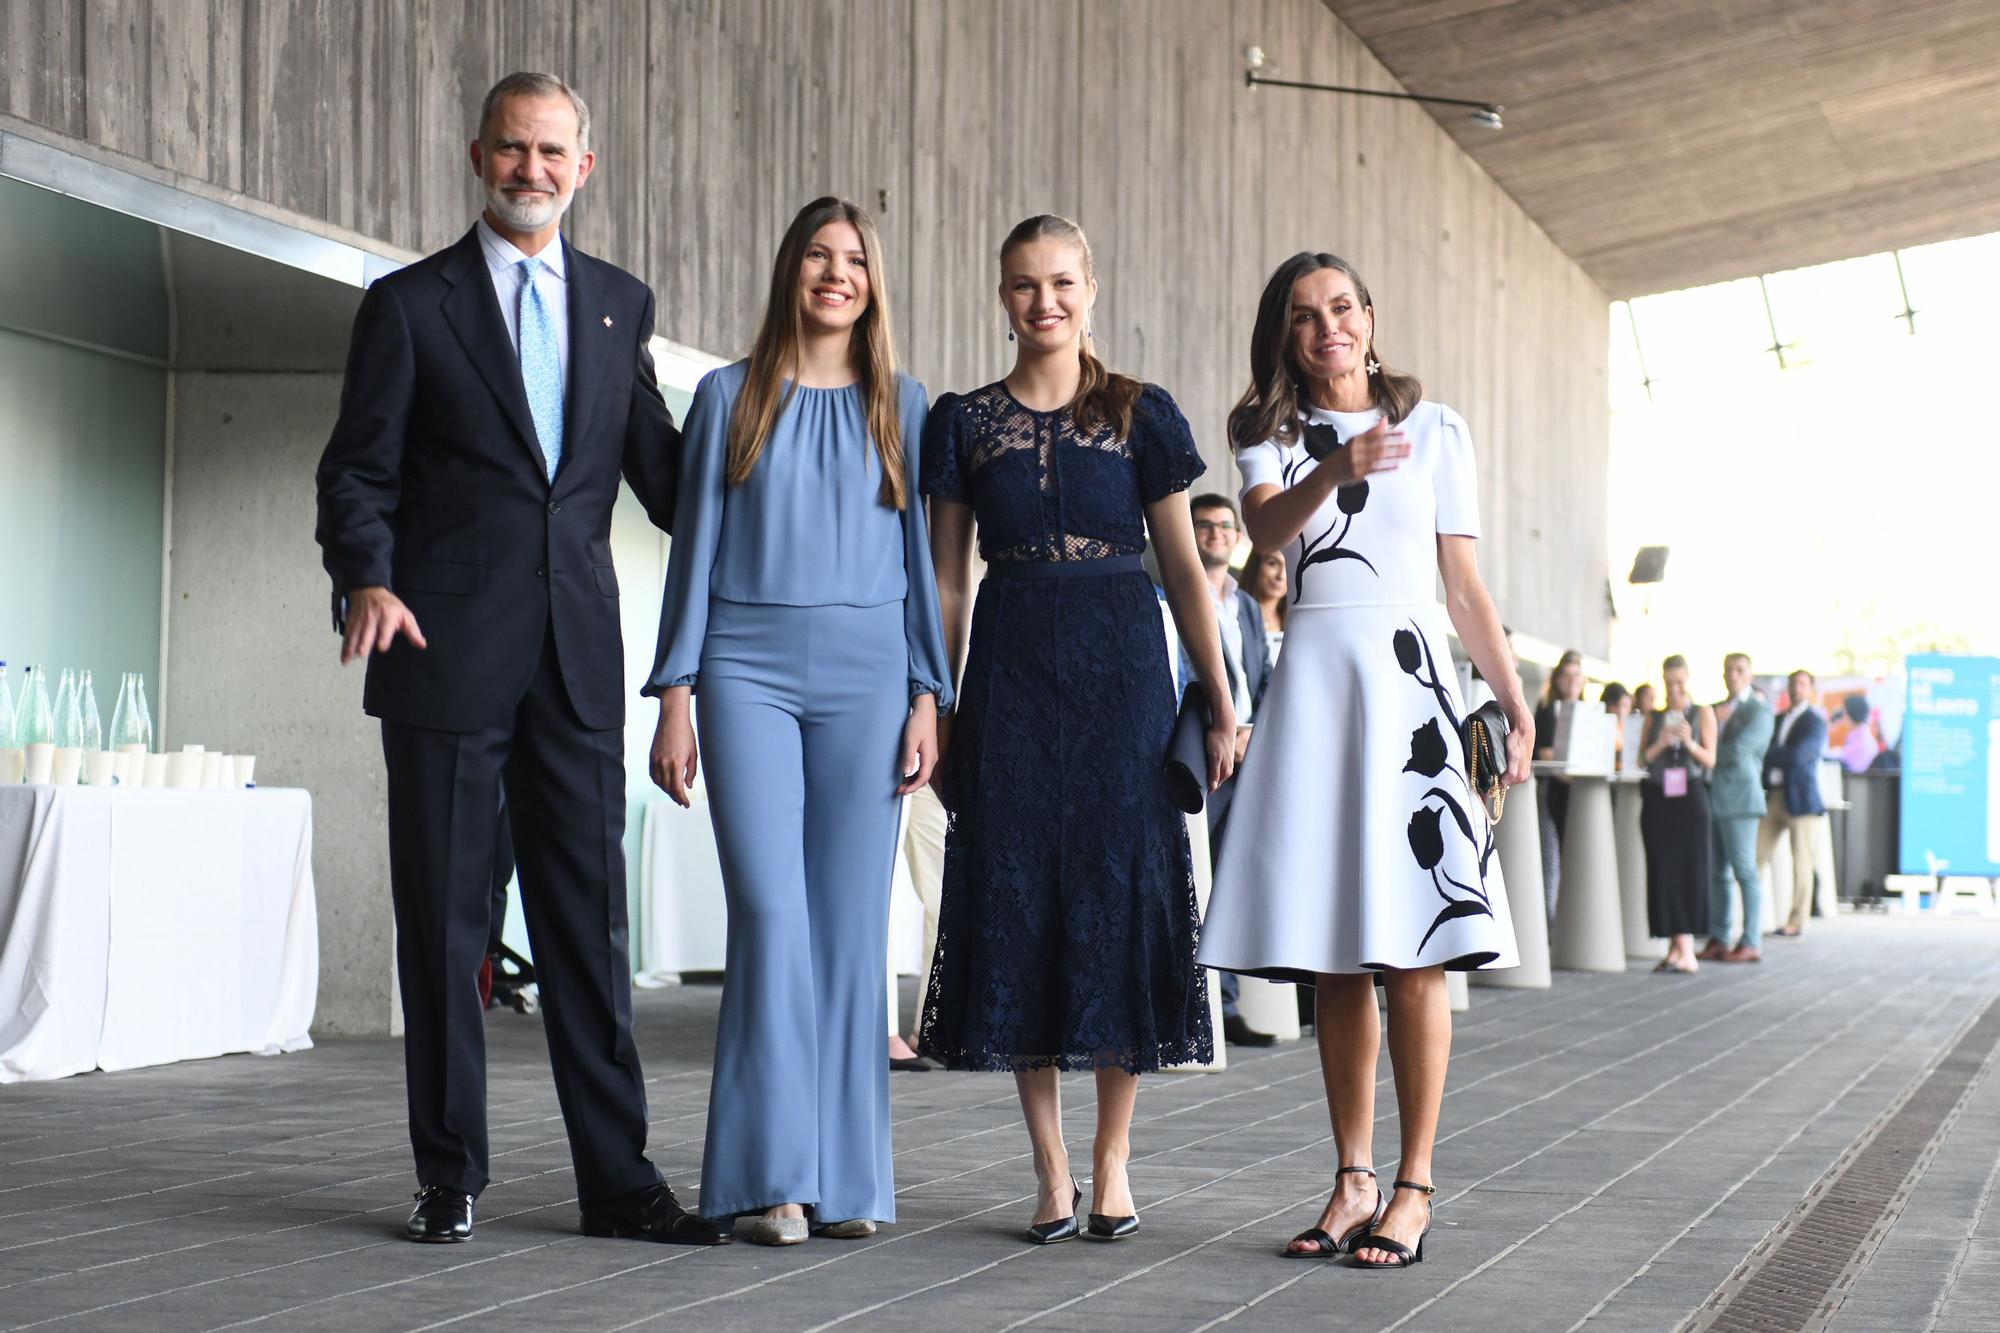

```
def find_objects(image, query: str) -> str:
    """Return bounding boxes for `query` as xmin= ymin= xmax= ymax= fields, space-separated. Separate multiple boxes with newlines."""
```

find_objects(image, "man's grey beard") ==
xmin=485 ymin=180 xmax=573 ymax=232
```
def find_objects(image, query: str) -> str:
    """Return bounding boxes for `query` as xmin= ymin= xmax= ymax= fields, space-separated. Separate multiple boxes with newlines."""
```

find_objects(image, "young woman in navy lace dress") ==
xmin=918 ymin=215 xmax=1237 ymax=1245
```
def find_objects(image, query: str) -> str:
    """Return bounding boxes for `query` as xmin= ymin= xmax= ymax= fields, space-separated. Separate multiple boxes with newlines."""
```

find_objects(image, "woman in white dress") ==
xmin=1199 ymin=253 xmax=1533 ymax=1270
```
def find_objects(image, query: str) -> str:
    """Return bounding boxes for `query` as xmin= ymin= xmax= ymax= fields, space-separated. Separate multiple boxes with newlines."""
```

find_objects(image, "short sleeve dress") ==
xmin=1198 ymin=399 xmax=1519 ymax=980
xmin=916 ymin=381 xmax=1214 ymax=1073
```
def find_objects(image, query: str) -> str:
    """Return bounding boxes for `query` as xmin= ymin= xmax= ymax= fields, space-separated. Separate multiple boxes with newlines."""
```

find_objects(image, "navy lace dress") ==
xmin=916 ymin=381 xmax=1214 ymax=1073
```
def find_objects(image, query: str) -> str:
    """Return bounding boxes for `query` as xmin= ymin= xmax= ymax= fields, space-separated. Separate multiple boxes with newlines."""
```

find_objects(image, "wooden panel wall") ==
xmin=0 ymin=0 xmax=1611 ymax=653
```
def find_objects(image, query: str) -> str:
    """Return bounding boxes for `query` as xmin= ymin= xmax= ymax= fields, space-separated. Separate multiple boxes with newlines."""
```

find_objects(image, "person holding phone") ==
xmin=1640 ymin=655 xmax=1716 ymax=974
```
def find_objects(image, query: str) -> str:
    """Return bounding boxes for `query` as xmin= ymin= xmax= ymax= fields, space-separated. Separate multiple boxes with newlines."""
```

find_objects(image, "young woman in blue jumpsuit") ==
xmin=646 ymin=197 xmax=951 ymax=1243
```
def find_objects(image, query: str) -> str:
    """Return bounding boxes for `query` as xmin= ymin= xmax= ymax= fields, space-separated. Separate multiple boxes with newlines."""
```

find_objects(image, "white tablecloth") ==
xmin=0 ymin=785 xmax=317 ymax=1082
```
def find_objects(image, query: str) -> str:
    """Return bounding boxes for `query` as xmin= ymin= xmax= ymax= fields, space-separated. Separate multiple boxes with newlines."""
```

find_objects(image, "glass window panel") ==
xmin=1625 ymin=277 xmax=1774 ymax=399
xmin=1762 ymin=252 xmax=1903 ymax=371
xmin=1608 ymin=301 xmax=1648 ymax=413
xmin=1896 ymin=231 xmax=2000 ymax=345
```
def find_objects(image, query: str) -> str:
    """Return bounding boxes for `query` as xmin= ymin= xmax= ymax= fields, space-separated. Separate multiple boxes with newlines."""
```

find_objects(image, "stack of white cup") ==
xmin=7 ymin=742 xmax=257 ymax=790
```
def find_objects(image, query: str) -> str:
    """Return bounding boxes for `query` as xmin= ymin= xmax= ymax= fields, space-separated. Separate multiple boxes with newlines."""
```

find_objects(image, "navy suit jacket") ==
xmin=1762 ymin=706 xmax=1829 ymax=817
xmin=315 ymin=227 xmax=679 ymax=733
xmin=1179 ymin=584 xmax=1272 ymax=716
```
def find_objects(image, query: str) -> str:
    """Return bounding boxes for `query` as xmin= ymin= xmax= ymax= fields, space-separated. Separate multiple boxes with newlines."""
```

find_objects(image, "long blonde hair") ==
xmin=726 ymin=196 xmax=906 ymax=508
xmin=1000 ymin=214 xmax=1143 ymax=440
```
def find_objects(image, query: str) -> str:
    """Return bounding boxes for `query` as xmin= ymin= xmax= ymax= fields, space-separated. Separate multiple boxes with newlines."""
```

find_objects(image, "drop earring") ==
xmin=1007 ymin=327 xmax=1015 ymax=342
xmin=1366 ymin=348 xmax=1382 ymax=375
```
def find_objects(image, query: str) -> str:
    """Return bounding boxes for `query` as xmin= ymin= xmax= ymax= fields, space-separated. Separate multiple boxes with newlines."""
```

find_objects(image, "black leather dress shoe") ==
xmin=580 ymin=1181 xmax=731 ymax=1246
xmin=405 ymin=1185 xmax=474 ymax=1243
xmin=1223 ymin=1013 xmax=1278 ymax=1047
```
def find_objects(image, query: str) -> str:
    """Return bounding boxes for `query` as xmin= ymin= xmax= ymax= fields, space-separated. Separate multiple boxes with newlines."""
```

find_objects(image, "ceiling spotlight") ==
xmin=1244 ymin=43 xmax=1504 ymax=132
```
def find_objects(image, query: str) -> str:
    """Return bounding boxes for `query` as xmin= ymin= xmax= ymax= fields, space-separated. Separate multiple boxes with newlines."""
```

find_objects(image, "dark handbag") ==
xmin=1463 ymin=700 xmax=1510 ymax=823
xmin=1163 ymin=684 xmax=1211 ymax=815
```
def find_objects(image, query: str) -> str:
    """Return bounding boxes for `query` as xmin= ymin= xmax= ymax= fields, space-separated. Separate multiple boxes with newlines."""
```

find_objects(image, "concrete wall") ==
xmin=155 ymin=229 xmax=389 ymax=1033
xmin=165 ymin=370 xmax=394 ymax=1035
xmin=4 ymin=0 xmax=1612 ymax=651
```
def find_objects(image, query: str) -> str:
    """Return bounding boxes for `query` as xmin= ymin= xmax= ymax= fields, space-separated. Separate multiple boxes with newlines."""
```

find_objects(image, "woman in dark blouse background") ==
xmin=918 ymin=214 xmax=1235 ymax=1246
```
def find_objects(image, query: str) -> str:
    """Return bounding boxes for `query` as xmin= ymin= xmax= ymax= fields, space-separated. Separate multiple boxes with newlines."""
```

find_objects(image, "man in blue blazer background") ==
xmin=1759 ymin=669 xmax=1833 ymax=938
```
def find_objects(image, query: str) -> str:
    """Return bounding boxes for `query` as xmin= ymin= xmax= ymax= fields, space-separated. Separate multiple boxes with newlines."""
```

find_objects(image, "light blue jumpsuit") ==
xmin=646 ymin=361 xmax=951 ymax=1223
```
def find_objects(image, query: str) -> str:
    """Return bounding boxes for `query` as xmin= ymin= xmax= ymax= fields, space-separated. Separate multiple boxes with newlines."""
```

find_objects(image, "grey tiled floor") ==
xmin=2 ymin=915 xmax=1996 ymax=1332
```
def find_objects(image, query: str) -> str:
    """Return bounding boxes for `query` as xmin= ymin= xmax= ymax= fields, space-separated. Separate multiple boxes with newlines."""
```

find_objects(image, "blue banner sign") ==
xmin=1899 ymin=654 xmax=2000 ymax=876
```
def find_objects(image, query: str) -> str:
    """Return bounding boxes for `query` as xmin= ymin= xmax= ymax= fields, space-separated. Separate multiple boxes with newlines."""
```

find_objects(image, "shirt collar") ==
xmin=476 ymin=217 xmax=567 ymax=281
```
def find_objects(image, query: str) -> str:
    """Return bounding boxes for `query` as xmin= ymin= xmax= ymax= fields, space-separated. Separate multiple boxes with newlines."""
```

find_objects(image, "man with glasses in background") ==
xmin=1182 ymin=494 xmax=1274 ymax=1046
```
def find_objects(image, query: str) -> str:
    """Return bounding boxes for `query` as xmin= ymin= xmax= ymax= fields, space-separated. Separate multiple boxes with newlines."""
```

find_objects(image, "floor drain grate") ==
xmin=1683 ymin=999 xmax=2000 ymax=1333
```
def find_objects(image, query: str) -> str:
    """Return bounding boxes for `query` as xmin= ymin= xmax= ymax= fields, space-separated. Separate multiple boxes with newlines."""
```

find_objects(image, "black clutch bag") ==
xmin=1463 ymin=700 xmax=1510 ymax=822
xmin=1163 ymin=684 xmax=1211 ymax=815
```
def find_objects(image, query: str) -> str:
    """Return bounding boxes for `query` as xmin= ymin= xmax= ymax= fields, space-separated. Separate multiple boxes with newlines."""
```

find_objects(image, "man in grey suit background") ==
xmin=1701 ymin=652 xmax=1775 ymax=963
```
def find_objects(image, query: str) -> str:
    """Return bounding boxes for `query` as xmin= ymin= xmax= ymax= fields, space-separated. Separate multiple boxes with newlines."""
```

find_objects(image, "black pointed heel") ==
xmin=1024 ymin=1177 xmax=1082 ymax=1245
xmin=1352 ymin=1180 xmax=1435 ymax=1269
xmin=1085 ymin=1211 xmax=1139 ymax=1241
xmin=1283 ymin=1165 xmax=1383 ymax=1259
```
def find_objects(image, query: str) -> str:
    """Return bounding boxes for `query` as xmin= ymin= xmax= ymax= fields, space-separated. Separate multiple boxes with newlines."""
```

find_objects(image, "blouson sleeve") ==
xmin=1132 ymin=384 xmax=1206 ymax=503
xmin=1235 ymin=440 xmax=1284 ymax=502
xmin=897 ymin=378 xmax=954 ymax=711
xmin=643 ymin=366 xmax=735 ymax=694
xmin=1433 ymin=403 xmax=1482 ymax=538
xmin=919 ymin=390 xmax=966 ymax=502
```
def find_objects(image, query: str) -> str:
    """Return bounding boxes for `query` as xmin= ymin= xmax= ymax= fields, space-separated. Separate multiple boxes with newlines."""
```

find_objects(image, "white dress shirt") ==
xmin=476 ymin=218 xmax=569 ymax=383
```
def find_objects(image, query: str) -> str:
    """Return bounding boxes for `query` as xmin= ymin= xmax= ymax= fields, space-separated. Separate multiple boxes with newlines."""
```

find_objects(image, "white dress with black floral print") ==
xmin=1197 ymin=400 xmax=1519 ymax=979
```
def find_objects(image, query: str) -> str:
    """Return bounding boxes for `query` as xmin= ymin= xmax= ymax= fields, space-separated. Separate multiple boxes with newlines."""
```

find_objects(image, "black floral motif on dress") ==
xmin=1395 ymin=623 xmax=1497 ymax=954
xmin=1283 ymin=423 xmax=1376 ymax=604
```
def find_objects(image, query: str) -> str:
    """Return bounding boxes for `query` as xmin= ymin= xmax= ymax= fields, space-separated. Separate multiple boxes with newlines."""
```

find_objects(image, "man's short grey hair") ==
xmin=479 ymin=72 xmax=591 ymax=152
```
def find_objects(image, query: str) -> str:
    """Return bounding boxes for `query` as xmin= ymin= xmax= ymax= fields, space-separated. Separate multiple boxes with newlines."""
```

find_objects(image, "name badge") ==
xmin=1662 ymin=766 xmax=1690 ymax=799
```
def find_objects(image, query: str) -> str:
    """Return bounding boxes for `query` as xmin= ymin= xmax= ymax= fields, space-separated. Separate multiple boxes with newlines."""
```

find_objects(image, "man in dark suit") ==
xmin=316 ymin=72 xmax=723 ymax=1247
xmin=1183 ymin=494 xmax=1274 ymax=1045
xmin=1759 ymin=669 xmax=1833 ymax=938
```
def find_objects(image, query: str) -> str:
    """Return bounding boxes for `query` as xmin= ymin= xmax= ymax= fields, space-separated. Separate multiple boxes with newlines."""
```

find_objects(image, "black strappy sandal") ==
xmin=1282 ymin=1166 xmax=1385 ymax=1259
xmin=1352 ymin=1180 xmax=1435 ymax=1269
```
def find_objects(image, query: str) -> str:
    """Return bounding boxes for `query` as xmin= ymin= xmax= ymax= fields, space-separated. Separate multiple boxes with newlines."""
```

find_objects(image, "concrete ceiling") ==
xmin=1322 ymin=0 xmax=2000 ymax=298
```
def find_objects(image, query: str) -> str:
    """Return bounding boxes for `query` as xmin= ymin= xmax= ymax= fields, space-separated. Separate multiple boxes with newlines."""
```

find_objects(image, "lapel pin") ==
xmin=603 ymin=315 xmax=614 ymax=327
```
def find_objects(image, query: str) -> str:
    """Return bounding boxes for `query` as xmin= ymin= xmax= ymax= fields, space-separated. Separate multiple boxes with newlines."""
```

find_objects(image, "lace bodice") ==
xmin=921 ymin=381 xmax=1205 ymax=562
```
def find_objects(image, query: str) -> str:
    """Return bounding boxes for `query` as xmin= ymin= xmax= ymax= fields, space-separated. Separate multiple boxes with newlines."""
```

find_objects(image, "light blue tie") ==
xmin=517 ymin=257 xmax=564 ymax=480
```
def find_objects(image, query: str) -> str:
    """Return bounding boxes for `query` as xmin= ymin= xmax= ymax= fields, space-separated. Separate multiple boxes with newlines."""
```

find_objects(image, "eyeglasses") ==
xmin=1193 ymin=520 xmax=1239 ymax=534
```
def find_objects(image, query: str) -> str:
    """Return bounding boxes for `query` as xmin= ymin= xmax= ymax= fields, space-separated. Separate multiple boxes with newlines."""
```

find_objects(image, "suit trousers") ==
xmin=381 ymin=629 xmax=660 ymax=1201
xmin=1756 ymin=793 xmax=1833 ymax=932
xmin=696 ymin=598 xmax=908 ymax=1222
xmin=1709 ymin=814 xmax=1764 ymax=949
xmin=889 ymin=786 xmax=947 ymax=1037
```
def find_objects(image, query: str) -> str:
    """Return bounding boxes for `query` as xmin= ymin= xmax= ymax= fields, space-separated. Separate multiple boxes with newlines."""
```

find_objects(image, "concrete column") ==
xmin=1550 ymin=777 xmax=1627 ymax=972
xmin=1475 ymin=774 xmax=1551 ymax=989
xmin=1447 ymin=970 xmax=1471 ymax=1012
xmin=1236 ymin=976 xmax=1302 ymax=1041
xmin=1615 ymin=780 xmax=1663 ymax=959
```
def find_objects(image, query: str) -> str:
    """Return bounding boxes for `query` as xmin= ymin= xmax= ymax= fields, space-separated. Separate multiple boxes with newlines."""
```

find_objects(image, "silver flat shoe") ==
xmin=742 ymin=1214 xmax=809 ymax=1246
xmin=812 ymin=1218 xmax=877 ymax=1239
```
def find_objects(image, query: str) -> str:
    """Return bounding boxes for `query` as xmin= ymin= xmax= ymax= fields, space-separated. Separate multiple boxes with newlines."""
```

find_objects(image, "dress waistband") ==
xmin=984 ymin=554 xmax=1144 ymax=581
